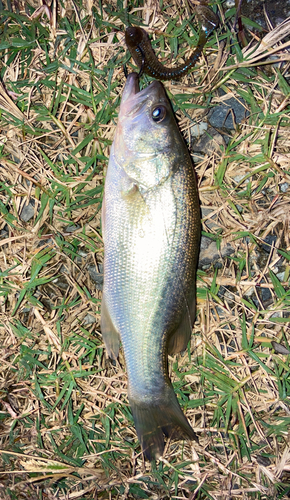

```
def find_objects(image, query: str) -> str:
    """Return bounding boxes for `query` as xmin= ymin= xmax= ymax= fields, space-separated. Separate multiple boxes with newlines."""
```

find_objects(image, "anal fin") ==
xmin=167 ymin=290 xmax=196 ymax=355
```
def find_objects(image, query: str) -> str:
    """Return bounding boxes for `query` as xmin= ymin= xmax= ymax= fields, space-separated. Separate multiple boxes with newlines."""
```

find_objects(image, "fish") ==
xmin=101 ymin=72 xmax=201 ymax=460
xmin=125 ymin=5 xmax=219 ymax=80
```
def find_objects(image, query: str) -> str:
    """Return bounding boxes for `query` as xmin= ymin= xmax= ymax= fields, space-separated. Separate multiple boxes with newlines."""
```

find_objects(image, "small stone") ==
xmin=261 ymin=234 xmax=277 ymax=253
xmin=190 ymin=122 xmax=208 ymax=139
xmin=201 ymin=207 xmax=221 ymax=231
xmin=209 ymin=96 xmax=249 ymax=130
xmin=275 ymin=271 xmax=285 ymax=281
xmin=88 ymin=265 xmax=103 ymax=290
xmin=0 ymin=226 xmax=8 ymax=238
xmin=78 ymin=250 xmax=88 ymax=258
xmin=216 ymin=306 xmax=226 ymax=316
xmin=199 ymin=241 xmax=220 ymax=267
xmin=252 ymin=286 xmax=273 ymax=308
xmin=192 ymin=153 xmax=205 ymax=164
xmin=52 ymin=276 xmax=69 ymax=290
xmin=280 ymin=182 xmax=289 ymax=193
xmin=220 ymin=243 xmax=234 ymax=259
xmin=192 ymin=127 xmax=225 ymax=154
xmin=75 ymin=250 xmax=89 ymax=264
xmin=225 ymin=0 xmax=235 ymax=6
xmin=183 ymin=477 xmax=197 ymax=486
xmin=270 ymin=312 xmax=282 ymax=319
xmin=198 ymin=240 xmax=234 ymax=268
xmin=37 ymin=238 xmax=54 ymax=248
xmin=271 ymin=341 xmax=290 ymax=355
xmin=200 ymin=235 xmax=213 ymax=250
xmin=83 ymin=313 xmax=96 ymax=325
xmin=224 ymin=290 xmax=235 ymax=301
xmin=20 ymin=202 xmax=35 ymax=222
xmin=233 ymin=174 xmax=250 ymax=185
xmin=243 ymin=287 xmax=254 ymax=298
xmin=260 ymin=287 xmax=272 ymax=303
xmin=64 ymin=225 xmax=80 ymax=233
xmin=217 ymin=287 xmax=226 ymax=299
xmin=21 ymin=307 xmax=31 ymax=313
xmin=256 ymin=455 xmax=271 ymax=467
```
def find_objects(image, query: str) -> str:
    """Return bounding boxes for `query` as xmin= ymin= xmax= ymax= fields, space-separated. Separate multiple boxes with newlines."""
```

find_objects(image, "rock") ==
xmin=192 ymin=153 xmax=205 ymax=164
xmin=233 ymin=174 xmax=250 ymax=185
xmin=64 ymin=224 xmax=80 ymax=233
xmin=225 ymin=0 xmax=235 ymax=7
xmin=75 ymin=250 xmax=89 ymax=264
xmin=198 ymin=240 xmax=234 ymax=268
xmin=201 ymin=207 xmax=221 ymax=231
xmin=256 ymin=455 xmax=271 ymax=467
xmin=78 ymin=250 xmax=89 ymax=258
xmin=190 ymin=122 xmax=208 ymax=139
xmin=200 ymin=235 xmax=213 ymax=251
xmin=271 ymin=342 xmax=290 ymax=355
xmin=243 ymin=286 xmax=254 ymax=299
xmin=208 ymin=95 xmax=249 ymax=130
xmin=37 ymin=238 xmax=54 ymax=248
xmin=269 ymin=312 xmax=282 ymax=319
xmin=252 ymin=286 xmax=273 ymax=308
xmin=275 ymin=271 xmax=285 ymax=281
xmin=0 ymin=225 xmax=8 ymax=238
xmin=192 ymin=127 xmax=225 ymax=154
xmin=83 ymin=313 xmax=96 ymax=325
xmin=88 ymin=265 xmax=103 ymax=290
xmin=260 ymin=287 xmax=272 ymax=303
xmin=280 ymin=182 xmax=289 ymax=192
xmin=52 ymin=276 xmax=69 ymax=290
xmin=224 ymin=289 xmax=235 ymax=301
xmin=261 ymin=234 xmax=277 ymax=253
xmin=20 ymin=202 xmax=35 ymax=222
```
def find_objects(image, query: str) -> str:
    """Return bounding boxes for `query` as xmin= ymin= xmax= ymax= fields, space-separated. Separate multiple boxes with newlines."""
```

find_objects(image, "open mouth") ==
xmin=121 ymin=72 xmax=161 ymax=105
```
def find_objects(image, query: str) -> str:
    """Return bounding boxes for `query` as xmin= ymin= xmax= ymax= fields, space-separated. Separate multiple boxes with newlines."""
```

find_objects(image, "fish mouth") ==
xmin=121 ymin=72 xmax=140 ymax=103
xmin=120 ymin=72 xmax=165 ymax=118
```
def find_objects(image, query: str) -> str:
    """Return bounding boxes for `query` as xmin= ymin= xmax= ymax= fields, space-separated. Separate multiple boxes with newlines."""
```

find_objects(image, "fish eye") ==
xmin=151 ymin=105 xmax=166 ymax=123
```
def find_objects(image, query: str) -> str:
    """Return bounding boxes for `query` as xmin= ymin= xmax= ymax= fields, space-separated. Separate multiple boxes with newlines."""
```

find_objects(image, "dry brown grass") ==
xmin=0 ymin=0 xmax=290 ymax=498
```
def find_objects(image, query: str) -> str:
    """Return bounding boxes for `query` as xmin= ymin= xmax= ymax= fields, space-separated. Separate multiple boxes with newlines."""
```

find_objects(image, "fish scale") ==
xmin=101 ymin=73 xmax=201 ymax=460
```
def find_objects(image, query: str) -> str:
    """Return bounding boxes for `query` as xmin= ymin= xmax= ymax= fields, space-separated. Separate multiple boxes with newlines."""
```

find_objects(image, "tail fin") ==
xmin=129 ymin=385 xmax=197 ymax=461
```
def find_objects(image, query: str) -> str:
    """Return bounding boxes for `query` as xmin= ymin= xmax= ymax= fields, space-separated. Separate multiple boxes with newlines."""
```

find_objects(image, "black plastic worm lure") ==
xmin=125 ymin=5 xmax=218 ymax=81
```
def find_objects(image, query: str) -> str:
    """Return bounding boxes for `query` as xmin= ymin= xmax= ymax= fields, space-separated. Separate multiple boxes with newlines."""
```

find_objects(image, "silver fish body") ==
xmin=101 ymin=73 xmax=200 ymax=460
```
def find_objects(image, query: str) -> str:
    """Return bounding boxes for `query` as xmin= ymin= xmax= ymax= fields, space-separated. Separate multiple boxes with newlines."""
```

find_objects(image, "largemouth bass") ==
xmin=101 ymin=72 xmax=201 ymax=460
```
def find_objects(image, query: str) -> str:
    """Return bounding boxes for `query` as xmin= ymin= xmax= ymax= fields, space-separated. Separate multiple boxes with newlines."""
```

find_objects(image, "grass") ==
xmin=0 ymin=0 xmax=290 ymax=498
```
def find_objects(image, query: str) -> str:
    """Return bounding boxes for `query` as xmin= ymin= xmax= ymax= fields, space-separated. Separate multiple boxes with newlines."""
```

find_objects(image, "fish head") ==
xmin=114 ymin=72 xmax=180 ymax=189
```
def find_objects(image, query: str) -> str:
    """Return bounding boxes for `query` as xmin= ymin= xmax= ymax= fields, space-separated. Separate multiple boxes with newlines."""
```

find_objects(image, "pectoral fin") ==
xmin=167 ymin=290 xmax=196 ymax=355
xmin=101 ymin=293 xmax=120 ymax=359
